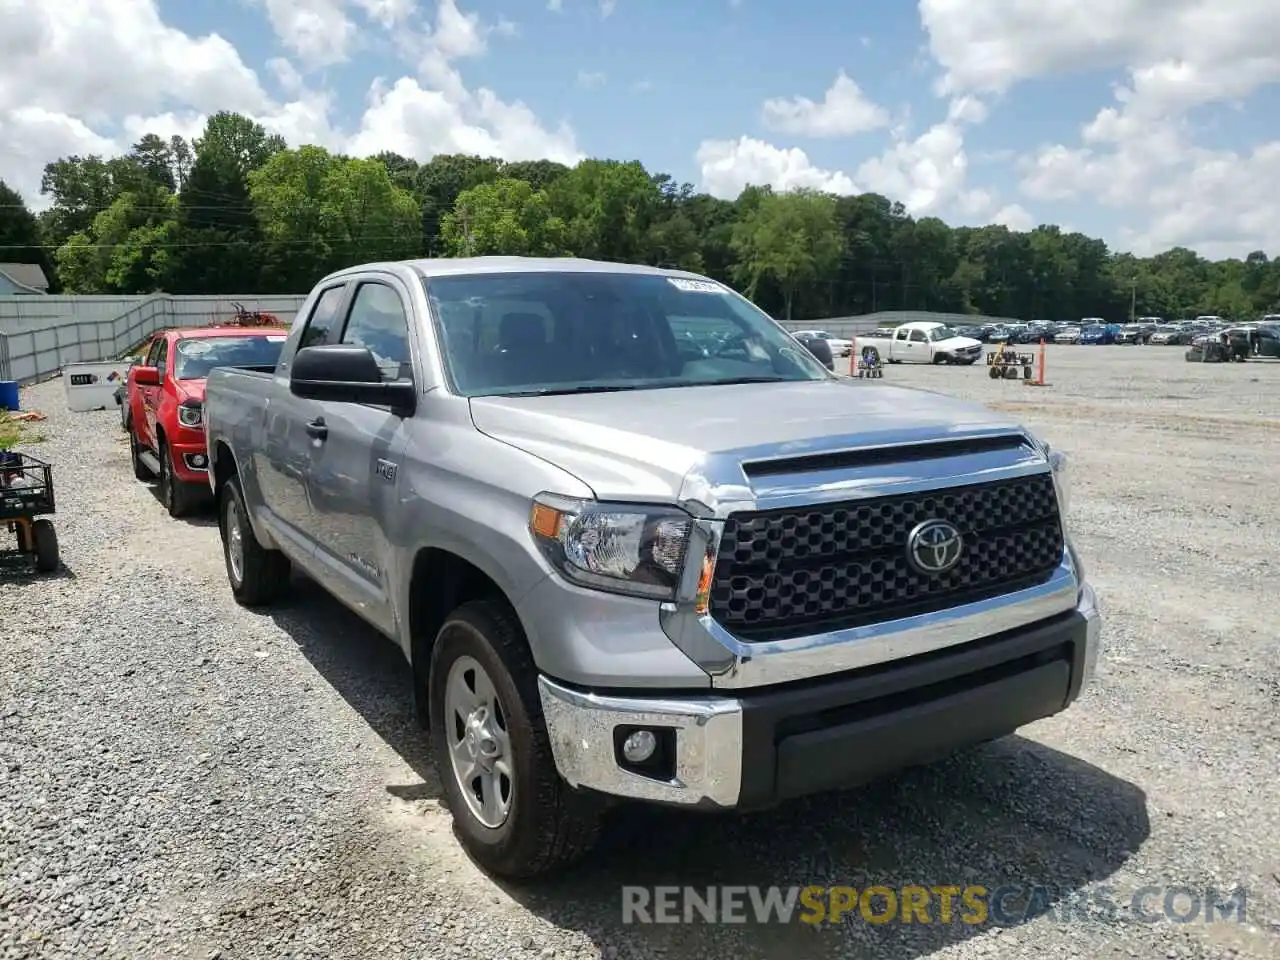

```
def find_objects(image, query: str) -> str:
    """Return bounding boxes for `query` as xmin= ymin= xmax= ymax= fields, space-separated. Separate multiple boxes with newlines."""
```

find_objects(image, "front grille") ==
xmin=708 ymin=473 xmax=1064 ymax=641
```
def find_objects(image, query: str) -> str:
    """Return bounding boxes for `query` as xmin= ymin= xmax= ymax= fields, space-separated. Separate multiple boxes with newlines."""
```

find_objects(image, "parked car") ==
xmin=1148 ymin=325 xmax=1189 ymax=345
xmin=126 ymin=326 xmax=288 ymax=516
xmin=791 ymin=328 xmax=851 ymax=357
xmin=1255 ymin=323 xmax=1280 ymax=358
xmin=792 ymin=331 xmax=835 ymax=370
xmin=1054 ymin=326 xmax=1082 ymax=344
xmin=853 ymin=321 xmax=984 ymax=364
xmin=1079 ymin=324 xmax=1120 ymax=345
xmin=203 ymin=257 xmax=1100 ymax=879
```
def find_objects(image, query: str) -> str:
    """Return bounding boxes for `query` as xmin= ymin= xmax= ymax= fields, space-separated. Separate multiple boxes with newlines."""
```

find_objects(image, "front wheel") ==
xmin=158 ymin=440 xmax=198 ymax=518
xmin=129 ymin=423 xmax=153 ymax=482
xmin=429 ymin=600 xmax=602 ymax=879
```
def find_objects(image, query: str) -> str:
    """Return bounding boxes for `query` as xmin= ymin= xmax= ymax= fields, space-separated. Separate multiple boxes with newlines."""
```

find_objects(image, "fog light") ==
xmin=621 ymin=729 xmax=657 ymax=763
xmin=188 ymin=453 xmax=207 ymax=468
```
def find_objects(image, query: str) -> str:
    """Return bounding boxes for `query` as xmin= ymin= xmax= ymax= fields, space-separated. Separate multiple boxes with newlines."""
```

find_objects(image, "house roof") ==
xmin=0 ymin=263 xmax=50 ymax=292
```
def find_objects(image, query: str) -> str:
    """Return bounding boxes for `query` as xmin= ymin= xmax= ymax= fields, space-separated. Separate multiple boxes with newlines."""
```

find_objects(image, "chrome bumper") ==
xmin=538 ymin=583 xmax=1102 ymax=807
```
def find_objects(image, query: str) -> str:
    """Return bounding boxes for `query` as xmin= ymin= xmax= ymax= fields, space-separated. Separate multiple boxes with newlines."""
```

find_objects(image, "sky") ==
xmin=0 ymin=0 xmax=1276 ymax=260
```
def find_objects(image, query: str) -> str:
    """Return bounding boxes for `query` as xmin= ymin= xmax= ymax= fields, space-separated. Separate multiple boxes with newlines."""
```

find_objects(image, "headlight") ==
xmin=177 ymin=402 xmax=203 ymax=427
xmin=529 ymin=493 xmax=692 ymax=600
xmin=1043 ymin=441 xmax=1070 ymax=512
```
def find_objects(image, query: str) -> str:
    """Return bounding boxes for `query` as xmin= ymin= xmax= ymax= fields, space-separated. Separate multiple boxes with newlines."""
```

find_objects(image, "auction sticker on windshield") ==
xmin=667 ymin=278 xmax=723 ymax=294
xmin=180 ymin=341 xmax=213 ymax=355
xmin=267 ymin=335 xmax=286 ymax=342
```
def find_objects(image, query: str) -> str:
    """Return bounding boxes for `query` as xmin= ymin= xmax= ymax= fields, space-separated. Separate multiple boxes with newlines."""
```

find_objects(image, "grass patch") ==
xmin=0 ymin=411 xmax=45 ymax=450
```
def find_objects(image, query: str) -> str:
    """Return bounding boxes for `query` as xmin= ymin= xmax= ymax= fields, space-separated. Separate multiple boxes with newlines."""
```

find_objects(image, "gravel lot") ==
xmin=2 ymin=344 xmax=1278 ymax=960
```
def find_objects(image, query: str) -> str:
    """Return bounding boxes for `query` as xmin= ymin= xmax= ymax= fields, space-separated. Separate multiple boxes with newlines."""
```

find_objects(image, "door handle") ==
xmin=305 ymin=417 xmax=328 ymax=440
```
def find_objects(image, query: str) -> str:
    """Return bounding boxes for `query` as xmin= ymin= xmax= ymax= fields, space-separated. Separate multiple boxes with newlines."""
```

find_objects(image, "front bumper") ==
xmin=169 ymin=434 xmax=211 ymax=483
xmin=538 ymin=582 xmax=1101 ymax=809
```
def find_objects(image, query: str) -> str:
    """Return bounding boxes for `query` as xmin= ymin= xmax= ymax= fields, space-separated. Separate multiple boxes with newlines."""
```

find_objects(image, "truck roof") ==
xmin=321 ymin=256 xmax=707 ymax=283
xmin=894 ymin=321 xmax=946 ymax=331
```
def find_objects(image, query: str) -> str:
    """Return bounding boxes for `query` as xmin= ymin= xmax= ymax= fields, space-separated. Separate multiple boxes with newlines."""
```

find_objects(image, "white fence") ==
xmin=0 ymin=294 xmax=308 ymax=383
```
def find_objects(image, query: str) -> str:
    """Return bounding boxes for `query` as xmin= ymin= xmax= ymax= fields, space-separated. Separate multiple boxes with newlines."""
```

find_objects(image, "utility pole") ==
xmin=1129 ymin=278 xmax=1137 ymax=323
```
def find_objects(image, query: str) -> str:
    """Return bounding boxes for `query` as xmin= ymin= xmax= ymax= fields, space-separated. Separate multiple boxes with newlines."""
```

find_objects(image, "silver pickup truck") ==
xmin=203 ymin=257 xmax=1101 ymax=878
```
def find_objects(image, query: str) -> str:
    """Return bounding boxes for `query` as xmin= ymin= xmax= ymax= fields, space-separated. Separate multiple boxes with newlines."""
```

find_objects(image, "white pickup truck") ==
xmin=854 ymin=321 xmax=984 ymax=365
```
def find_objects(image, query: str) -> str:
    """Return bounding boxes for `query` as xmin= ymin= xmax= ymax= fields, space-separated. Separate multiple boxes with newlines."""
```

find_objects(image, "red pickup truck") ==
xmin=125 ymin=326 xmax=288 ymax=516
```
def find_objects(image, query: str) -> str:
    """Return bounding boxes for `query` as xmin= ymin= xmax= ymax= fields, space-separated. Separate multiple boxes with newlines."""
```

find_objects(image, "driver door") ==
xmin=141 ymin=337 xmax=169 ymax=450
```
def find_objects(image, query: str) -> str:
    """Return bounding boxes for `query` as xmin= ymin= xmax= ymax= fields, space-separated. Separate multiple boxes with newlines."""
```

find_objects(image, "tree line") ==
xmin=0 ymin=110 xmax=1277 ymax=323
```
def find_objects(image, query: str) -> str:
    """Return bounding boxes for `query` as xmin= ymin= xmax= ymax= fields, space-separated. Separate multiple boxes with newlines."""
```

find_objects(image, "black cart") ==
xmin=0 ymin=451 xmax=59 ymax=573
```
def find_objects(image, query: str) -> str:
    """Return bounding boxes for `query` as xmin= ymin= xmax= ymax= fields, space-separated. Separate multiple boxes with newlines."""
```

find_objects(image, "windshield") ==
xmin=1155 ymin=326 xmax=1178 ymax=333
xmin=925 ymin=326 xmax=956 ymax=342
xmin=173 ymin=335 xmax=286 ymax=379
xmin=424 ymin=272 xmax=831 ymax=397
xmin=1083 ymin=325 xmax=1104 ymax=334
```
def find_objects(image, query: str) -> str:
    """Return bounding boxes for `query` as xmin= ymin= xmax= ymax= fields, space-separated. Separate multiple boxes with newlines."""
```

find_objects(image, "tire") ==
xmin=129 ymin=422 xmax=154 ymax=482
xmin=219 ymin=475 xmax=291 ymax=606
xmin=158 ymin=439 xmax=197 ymax=518
xmin=989 ymin=366 xmax=1001 ymax=379
xmin=429 ymin=599 xmax=602 ymax=879
xmin=932 ymin=353 xmax=948 ymax=364
xmin=32 ymin=519 xmax=59 ymax=573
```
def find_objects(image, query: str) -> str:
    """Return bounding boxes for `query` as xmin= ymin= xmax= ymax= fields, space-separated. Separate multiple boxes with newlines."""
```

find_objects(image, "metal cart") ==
xmin=855 ymin=346 xmax=884 ymax=378
xmin=0 ymin=451 xmax=60 ymax=573
xmin=987 ymin=343 xmax=1035 ymax=379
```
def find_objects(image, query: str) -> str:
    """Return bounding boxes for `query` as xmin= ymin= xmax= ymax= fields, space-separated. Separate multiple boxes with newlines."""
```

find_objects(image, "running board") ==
xmin=139 ymin=451 xmax=162 ymax=475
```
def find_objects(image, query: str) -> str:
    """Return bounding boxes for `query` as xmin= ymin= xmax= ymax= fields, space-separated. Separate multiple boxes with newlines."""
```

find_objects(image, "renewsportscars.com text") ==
xmin=621 ymin=885 xmax=1248 ymax=926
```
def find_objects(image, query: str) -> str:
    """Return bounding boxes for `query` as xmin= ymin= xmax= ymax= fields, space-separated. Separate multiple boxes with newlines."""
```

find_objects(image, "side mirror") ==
xmin=133 ymin=366 xmax=160 ymax=386
xmin=290 ymin=344 xmax=416 ymax=413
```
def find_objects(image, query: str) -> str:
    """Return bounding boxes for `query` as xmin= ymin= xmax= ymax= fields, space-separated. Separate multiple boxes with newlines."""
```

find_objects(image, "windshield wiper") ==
xmin=502 ymin=384 xmax=648 ymax=396
xmin=695 ymin=376 xmax=792 ymax=386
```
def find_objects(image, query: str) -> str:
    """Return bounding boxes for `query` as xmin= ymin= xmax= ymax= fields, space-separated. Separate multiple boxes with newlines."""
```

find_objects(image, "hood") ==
xmin=175 ymin=378 xmax=207 ymax=403
xmin=939 ymin=336 xmax=982 ymax=349
xmin=469 ymin=379 xmax=1024 ymax=501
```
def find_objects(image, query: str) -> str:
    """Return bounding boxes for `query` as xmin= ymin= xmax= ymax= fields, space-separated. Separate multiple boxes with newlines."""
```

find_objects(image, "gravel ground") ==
xmin=2 ymin=344 xmax=1278 ymax=960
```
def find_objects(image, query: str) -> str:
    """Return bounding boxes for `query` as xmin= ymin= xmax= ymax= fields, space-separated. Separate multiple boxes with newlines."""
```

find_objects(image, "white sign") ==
xmin=667 ymin=278 xmax=724 ymax=294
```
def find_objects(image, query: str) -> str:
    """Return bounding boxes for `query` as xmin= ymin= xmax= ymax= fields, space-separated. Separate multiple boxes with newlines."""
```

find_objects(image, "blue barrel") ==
xmin=0 ymin=381 xmax=18 ymax=411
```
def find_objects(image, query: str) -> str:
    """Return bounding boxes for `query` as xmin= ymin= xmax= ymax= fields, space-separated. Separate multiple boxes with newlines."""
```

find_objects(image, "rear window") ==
xmin=174 ymin=335 xmax=287 ymax=380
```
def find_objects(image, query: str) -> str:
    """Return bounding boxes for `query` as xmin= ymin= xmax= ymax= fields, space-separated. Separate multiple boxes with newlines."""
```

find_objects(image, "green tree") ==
xmin=249 ymin=146 xmax=420 ymax=290
xmin=730 ymin=188 xmax=844 ymax=321
xmin=0 ymin=180 xmax=50 ymax=284
xmin=440 ymin=177 xmax=566 ymax=256
xmin=170 ymin=111 xmax=285 ymax=293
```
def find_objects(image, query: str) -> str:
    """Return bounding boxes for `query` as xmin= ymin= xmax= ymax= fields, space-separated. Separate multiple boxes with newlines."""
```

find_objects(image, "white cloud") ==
xmin=0 ymin=108 xmax=117 ymax=202
xmin=761 ymin=71 xmax=888 ymax=138
xmin=547 ymin=0 xmax=562 ymax=9
xmin=854 ymin=121 xmax=970 ymax=216
xmin=352 ymin=0 xmax=418 ymax=28
xmin=577 ymin=70 xmax=606 ymax=89
xmin=921 ymin=0 xmax=1280 ymax=255
xmin=993 ymin=203 xmax=1034 ymax=231
xmin=347 ymin=77 xmax=581 ymax=165
xmin=921 ymin=0 xmax=1280 ymax=100
xmin=694 ymin=136 xmax=858 ymax=199
xmin=259 ymin=0 xmax=357 ymax=69
xmin=0 ymin=0 xmax=581 ymax=208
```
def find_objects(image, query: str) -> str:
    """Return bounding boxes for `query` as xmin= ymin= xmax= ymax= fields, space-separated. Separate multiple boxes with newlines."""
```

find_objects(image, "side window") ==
xmin=299 ymin=284 xmax=348 ymax=349
xmin=144 ymin=338 xmax=163 ymax=367
xmin=154 ymin=339 xmax=170 ymax=378
xmin=340 ymin=283 xmax=412 ymax=382
xmin=909 ymin=330 xmax=926 ymax=343
xmin=895 ymin=328 xmax=909 ymax=341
